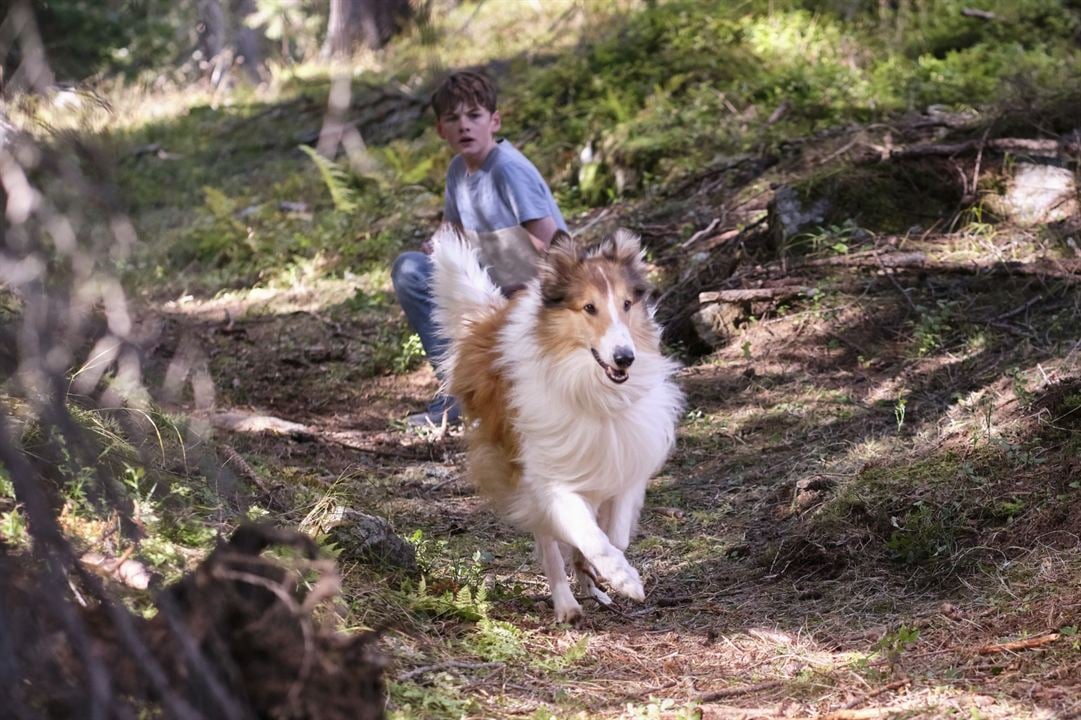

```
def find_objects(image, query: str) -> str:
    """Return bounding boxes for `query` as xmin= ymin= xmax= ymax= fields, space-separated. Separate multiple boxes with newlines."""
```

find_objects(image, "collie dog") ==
xmin=431 ymin=225 xmax=683 ymax=622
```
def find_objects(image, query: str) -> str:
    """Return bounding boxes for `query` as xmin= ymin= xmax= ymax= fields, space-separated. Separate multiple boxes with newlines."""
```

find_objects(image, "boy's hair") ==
xmin=430 ymin=71 xmax=498 ymax=118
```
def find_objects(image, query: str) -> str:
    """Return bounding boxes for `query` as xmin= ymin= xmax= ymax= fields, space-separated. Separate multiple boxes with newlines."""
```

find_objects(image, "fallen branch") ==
xmin=795 ymin=252 xmax=1081 ymax=282
xmin=699 ymin=287 xmax=816 ymax=305
xmin=975 ymin=633 xmax=1060 ymax=655
xmin=222 ymin=444 xmax=271 ymax=494
xmin=886 ymin=136 xmax=1080 ymax=160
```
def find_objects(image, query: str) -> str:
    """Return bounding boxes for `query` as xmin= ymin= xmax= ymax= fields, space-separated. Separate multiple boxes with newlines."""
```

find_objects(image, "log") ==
xmin=795 ymin=252 xmax=1081 ymax=281
xmin=887 ymin=137 xmax=1080 ymax=160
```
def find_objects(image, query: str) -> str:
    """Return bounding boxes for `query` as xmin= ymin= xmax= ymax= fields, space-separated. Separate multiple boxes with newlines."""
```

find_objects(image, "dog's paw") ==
xmin=588 ymin=585 xmax=613 ymax=606
xmin=592 ymin=552 xmax=644 ymax=602
xmin=551 ymin=583 xmax=583 ymax=623
xmin=552 ymin=597 xmax=583 ymax=624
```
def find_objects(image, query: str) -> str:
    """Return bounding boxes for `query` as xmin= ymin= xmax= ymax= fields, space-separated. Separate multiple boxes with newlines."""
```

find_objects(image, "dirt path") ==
xmin=146 ymin=264 xmax=1081 ymax=719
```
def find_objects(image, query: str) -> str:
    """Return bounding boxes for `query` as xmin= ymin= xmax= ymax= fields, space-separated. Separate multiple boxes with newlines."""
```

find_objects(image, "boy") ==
xmin=392 ymin=71 xmax=568 ymax=427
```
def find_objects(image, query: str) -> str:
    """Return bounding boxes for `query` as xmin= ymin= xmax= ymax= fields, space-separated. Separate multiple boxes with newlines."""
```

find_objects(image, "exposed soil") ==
xmin=138 ymin=217 xmax=1081 ymax=719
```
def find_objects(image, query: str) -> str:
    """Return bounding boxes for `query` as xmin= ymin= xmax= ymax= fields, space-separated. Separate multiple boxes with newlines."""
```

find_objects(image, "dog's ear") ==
xmin=539 ymin=232 xmax=580 ymax=307
xmin=548 ymin=230 xmax=574 ymax=251
xmin=602 ymin=229 xmax=650 ymax=301
xmin=601 ymin=228 xmax=643 ymax=264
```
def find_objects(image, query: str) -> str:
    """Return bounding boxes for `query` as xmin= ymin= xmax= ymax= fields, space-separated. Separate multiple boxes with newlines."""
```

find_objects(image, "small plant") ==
xmin=873 ymin=625 xmax=920 ymax=665
xmin=0 ymin=508 xmax=29 ymax=546
xmin=894 ymin=396 xmax=907 ymax=432
xmin=298 ymin=145 xmax=359 ymax=213
xmin=404 ymin=531 xmax=491 ymax=620
xmin=532 ymin=636 xmax=589 ymax=673
xmin=388 ymin=674 xmax=475 ymax=720
xmin=885 ymin=503 xmax=956 ymax=566
xmin=471 ymin=618 xmax=527 ymax=662
xmin=791 ymin=220 xmax=863 ymax=256
xmin=393 ymin=333 xmax=426 ymax=374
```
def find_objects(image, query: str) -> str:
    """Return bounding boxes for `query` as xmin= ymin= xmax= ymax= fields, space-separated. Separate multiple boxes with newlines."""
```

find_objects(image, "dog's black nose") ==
xmin=613 ymin=347 xmax=635 ymax=369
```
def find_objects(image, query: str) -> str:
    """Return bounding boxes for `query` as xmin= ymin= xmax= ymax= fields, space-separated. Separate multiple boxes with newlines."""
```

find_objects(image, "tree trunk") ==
xmin=323 ymin=0 xmax=353 ymax=58
xmin=232 ymin=0 xmax=268 ymax=83
xmin=322 ymin=0 xmax=412 ymax=58
xmin=196 ymin=0 xmax=268 ymax=86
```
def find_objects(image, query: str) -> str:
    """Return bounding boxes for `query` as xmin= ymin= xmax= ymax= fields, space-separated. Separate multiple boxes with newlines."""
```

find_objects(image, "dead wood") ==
xmin=2 ymin=524 xmax=385 ymax=719
xmin=885 ymin=137 xmax=1081 ymax=160
xmin=975 ymin=633 xmax=1061 ymax=655
xmin=699 ymin=287 xmax=816 ymax=305
xmin=792 ymin=252 xmax=1081 ymax=282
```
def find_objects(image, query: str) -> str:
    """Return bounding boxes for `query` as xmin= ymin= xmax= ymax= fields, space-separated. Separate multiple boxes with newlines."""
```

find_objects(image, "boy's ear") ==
xmin=539 ymin=232 xmax=580 ymax=307
xmin=491 ymin=109 xmax=502 ymax=132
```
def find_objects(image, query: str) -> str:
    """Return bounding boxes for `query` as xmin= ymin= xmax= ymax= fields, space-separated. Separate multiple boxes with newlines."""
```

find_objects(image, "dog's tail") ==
xmin=430 ymin=224 xmax=506 ymax=342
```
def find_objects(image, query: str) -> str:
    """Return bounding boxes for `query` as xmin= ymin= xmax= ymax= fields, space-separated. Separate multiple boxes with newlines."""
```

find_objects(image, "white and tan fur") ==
xmin=431 ymin=225 xmax=683 ymax=622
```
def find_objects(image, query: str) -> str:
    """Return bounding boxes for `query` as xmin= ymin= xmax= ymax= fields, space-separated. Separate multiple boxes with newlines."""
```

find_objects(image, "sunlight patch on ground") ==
xmin=160 ymin=264 xmax=389 ymax=320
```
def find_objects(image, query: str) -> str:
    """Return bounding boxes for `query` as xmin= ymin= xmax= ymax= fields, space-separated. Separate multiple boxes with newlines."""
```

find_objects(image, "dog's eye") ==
xmin=623 ymin=299 xmax=632 ymax=311
xmin=583 ymin=303 xmax=597 ymax=315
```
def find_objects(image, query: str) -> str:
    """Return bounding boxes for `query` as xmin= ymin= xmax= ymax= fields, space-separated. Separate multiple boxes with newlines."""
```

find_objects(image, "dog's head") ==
xmin=536 ymin=229 xmax=655 ymax=384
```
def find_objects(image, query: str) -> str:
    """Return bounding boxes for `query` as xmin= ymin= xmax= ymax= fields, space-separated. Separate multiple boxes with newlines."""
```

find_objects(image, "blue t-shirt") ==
xmin=443 ymin=140 xmax=567 ymax=234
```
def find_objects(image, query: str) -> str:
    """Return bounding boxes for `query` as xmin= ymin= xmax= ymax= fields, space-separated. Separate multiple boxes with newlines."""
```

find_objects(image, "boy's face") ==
xmin=436 ymin=103 xmax=501 ymax=171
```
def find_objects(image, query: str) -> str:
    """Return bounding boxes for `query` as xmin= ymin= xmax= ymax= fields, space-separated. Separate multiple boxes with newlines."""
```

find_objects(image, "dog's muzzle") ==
xmin=591 ymin=348 xmax=632 ymax=384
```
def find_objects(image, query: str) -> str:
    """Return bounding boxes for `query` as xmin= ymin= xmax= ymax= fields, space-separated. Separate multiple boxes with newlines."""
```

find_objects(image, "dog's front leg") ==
xmin=536 ymin=533 xmax=581 ymax=623
xmin=601 ymin=483 xmax=647 ymax=552
xmin=547 ymin=492 xmax=644 ymax=602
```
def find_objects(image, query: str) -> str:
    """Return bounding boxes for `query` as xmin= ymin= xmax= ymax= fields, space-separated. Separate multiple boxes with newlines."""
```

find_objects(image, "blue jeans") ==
xmin=391 ymin=251 xmax=455 ymax=415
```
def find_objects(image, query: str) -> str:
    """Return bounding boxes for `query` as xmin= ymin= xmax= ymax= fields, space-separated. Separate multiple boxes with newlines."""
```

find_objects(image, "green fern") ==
xmin=298 ymin=144 xmax=359 ymax=213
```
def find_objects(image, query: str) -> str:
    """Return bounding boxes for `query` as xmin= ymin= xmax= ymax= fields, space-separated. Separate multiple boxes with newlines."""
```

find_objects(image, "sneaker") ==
xmin=405 ymin=395 xmax=462 ymax=429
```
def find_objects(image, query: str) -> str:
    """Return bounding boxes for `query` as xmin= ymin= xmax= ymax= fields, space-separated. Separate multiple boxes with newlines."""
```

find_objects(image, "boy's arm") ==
xmin=522 ymin=217 xmax=560 ymax=254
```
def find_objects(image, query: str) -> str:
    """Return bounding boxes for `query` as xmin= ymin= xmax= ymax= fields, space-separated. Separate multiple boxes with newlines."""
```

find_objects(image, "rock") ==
xmin=691 ymin=301 xmax=743 ymax=349
xmin=324 ymin=507 xmax=418 ymax=573
xmin=987 ymin=162 xmax=1079 ymax=227
xmin=768 ymin=185 xmax=830 ymax=246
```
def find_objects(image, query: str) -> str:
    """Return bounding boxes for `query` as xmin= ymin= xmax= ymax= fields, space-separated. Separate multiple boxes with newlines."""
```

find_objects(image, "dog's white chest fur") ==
xmin=498 ymin=292 xmax=681 ymax=514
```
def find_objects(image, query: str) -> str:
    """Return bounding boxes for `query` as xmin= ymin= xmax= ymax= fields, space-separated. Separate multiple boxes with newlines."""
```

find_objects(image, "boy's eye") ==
xmin=583 ymin=303 xmax=597 ymax=315
xmin=623 ymin=299 xmax=632 ymax=311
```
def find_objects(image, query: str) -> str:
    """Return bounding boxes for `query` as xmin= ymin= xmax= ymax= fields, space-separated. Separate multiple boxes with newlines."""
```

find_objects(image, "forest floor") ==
xmin=140 ymin=158 xmax=1081 ymax=718
xmin=6 ymin=4 xmax=1081 ymax=718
